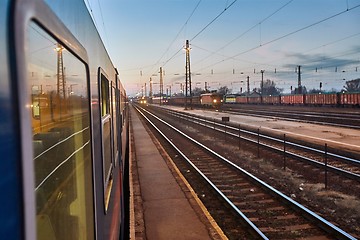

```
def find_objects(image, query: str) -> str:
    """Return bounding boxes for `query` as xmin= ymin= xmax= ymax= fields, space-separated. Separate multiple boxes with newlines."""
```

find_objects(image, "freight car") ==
xmin=262 ymin=95 xmax=281 ymax=105
xmin=339 ymin=92 xmax=360 ymax=106
xmin=166 ymin=93 xmax=222 ymax=108
xmin=1 ymin=0 xmax=129 ymax=239
xmin=235 ymin=95 xmax=249 ymax=104
xmin=305 ymin=93 xmax=338 ymax=106
xmin=162 ymin=96 xmax=199 ymax=106
xmin=281 ymin=94 xmax=305 ymax=105
xmin=228 ymin=92 xmax=360 ymax=107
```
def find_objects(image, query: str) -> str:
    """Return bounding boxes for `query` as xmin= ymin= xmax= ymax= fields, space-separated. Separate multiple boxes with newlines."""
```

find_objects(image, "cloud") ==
xmin=282 ymin=47 xmax=360 ymax=70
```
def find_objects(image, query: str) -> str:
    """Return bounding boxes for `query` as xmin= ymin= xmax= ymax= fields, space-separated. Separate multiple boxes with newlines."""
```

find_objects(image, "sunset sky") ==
xmin=85 ymin=0 xmax=360 ymax=96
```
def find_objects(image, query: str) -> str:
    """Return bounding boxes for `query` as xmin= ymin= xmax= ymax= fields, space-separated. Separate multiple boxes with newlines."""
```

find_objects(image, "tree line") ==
xmin=190 ymin=78 xmax=360 ymax=96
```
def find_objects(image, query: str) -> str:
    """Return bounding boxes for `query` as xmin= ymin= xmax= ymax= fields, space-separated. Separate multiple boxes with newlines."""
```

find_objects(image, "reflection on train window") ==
xmin=100 ymin=74 xmax=113 ymax=211
xmin=27 ymin=23 xmax=94 ymax=239
xmin=101 ymin=75 xmax=110 ymax=117
xmin=112 ymin=86 xmax=118 ymax=165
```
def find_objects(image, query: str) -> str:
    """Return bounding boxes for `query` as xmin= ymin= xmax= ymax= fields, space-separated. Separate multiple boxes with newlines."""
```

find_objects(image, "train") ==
xmin=224 ymin=92 xmax=360 ymax=107
xmin=148 ymin=93 xmax=223 ymax=109
xmin=1 ymin=0 xmax=129 ymax=239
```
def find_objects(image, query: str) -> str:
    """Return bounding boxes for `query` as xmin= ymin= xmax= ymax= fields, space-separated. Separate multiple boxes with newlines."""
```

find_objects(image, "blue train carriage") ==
xmin=1 ymin=0 xmax=129 ymax=239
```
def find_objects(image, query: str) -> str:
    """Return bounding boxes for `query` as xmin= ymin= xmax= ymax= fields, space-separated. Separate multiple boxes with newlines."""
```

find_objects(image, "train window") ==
xmin=99 ymin=73 xmax=113 ymax=211
xmin=101 ymin=75 xmax=110 ymax=117
xmin=112 ymin=86 xmax=119 ymax=165
xmin=27 ymin=23 xmax=94 ymax=239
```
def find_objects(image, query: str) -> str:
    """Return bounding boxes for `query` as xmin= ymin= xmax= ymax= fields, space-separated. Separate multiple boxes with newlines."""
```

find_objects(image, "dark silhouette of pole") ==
xmin=149 ymin=77 xmax=153 ymax=98
xmin=297 ymin=65 xmax=302 ymax=94
xmin=160 ymin=67 xmax=163 ymax=105
xmin=260 ymin=70 xmax=265 ymax=95
xmin=247 ymin=76 xmax=250 ymax=94
xmin=185 ymin=40 xmax=192 ymax=109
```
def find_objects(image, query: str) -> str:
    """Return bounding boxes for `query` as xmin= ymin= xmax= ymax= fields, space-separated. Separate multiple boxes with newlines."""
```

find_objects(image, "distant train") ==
xmin=224 ymin=92 xmax=360 ymax=107
xmin=160 ymin=93 xmax=223 ymax=109
xmin=1 ymin=0 xmax=129 ymax=239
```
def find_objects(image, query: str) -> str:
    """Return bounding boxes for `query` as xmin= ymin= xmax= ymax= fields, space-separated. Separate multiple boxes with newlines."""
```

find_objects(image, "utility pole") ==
xmin=149 ymin=77 xmax=153 ymax=98
xmin=260 ymin=70 xmax=265 ymax=95
xmin=160 ymin=67 xmax=163 ymax=105
xmin=185 ymin=40 xmax=192 ymax=109
xmin=56 ymin=43 xmax=66 ymax=99
xmin=144 ymin=83 xmax=147 ymax=98
xmin=297 ymin=65 xmax=302 ymax=94
xmin=247 ymin=76 xmax=250 ymax=94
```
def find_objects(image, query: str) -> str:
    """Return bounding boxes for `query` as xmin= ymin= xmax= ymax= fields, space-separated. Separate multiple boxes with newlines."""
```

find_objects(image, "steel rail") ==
xmin=136 ymin=104 xmax=356 ymax=240
xmin=134 ymin=105 xmax=269 ymax=239
xmin=221 ymin=109 xmax=360 ymax=130
xmin=161 ymin=107 xmax=360 ymax=181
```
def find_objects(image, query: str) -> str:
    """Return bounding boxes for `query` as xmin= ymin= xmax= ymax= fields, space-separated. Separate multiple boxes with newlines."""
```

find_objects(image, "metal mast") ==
xmin=160 ymin=67 xmax=163 ymax=105
xmin=144 ymin=82 xmax=147 ymax=97
xmin=247 ymin=76 xmax=250 ymax=94
xmin=149 ymin=77 xmax=153 ymax=98
xmin=56 ymin=43 xmax=66 ymax=99
xmin=185 ymin=40 xmax=192 ymax=109
xmin=297 ymin=65 xmax=302 ymax=94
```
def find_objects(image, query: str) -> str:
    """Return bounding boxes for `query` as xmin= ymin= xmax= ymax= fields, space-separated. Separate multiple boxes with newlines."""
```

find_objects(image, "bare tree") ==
xmin=343 ymin=78 xmax=360 ymax=92
xmin=192 ymin=87 xmax=204 ymax=96
xmin=217 ymin=86 xmax=230 ymax=95
xmin=260 ymin=79 xmax=283 ymax=95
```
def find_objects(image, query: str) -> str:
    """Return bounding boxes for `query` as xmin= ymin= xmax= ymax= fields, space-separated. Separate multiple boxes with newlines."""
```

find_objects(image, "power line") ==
xmin=146 ymin=0 xmax=203 ymax=80
xmin=97 ymin=0 xmax=110 ymax=49
xmin=191 ymin=0 xmax=238 ymax=41
xmin=155 ymin=0 xmax=239 ymax=78
xmin=85 ymin=0 xmax=99 ymax=31
xmin=196 ymin=3 xmax=360 ymax=73
xmin=192 ymin=0 xmax=294 ymax=67
xmin=160 ymin=0 xmax=202 ymax=64
xmin=232 ymin=4 xmax=360 ymax=59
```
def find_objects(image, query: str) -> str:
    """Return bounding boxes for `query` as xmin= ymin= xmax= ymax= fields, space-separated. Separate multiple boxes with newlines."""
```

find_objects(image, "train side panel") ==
xmin=340 ymin=92 xmax=360 ymax=106
xmin=4 ymin=0 xmax=129 ymax=239
xmin=305 ymin=93 xmax=337 ymax=106
xmin=200 ymin=93 xmax=222 ymax=108
xmin=236 ymin=95 xmax=248 ymax=104
xmin=262 ymin=95 xmax=281 ymax=105
xmin=247 ymin=96 xmax=262 ymax=104
xmin=281 ymin=94 xmax=305 ymax=105
xmin=0 ymin=0 xmax=25 ymax=238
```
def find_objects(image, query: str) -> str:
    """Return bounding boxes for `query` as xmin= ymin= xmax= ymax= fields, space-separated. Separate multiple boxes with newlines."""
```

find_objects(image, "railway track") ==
xmin=134 ymin=104 xmax=357 ymax=239
xmin=222 ymin=104 xmax=360 ymax=129
xmin=159 ymin=106 xmax=360 ymax=185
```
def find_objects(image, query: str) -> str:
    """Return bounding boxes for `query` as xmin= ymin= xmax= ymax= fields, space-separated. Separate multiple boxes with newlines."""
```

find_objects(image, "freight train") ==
xmin=0 ymin=0 xmax=129 ymax=239
xmin=225 ymin=92 xmax=360 ymax=107
xmin=163 ymin=93 xmax=223 ymax=109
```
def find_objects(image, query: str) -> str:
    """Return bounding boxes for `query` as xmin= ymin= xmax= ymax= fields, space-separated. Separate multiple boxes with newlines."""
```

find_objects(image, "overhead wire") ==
xmin=96 ymin=0 xmax=110 ymax=50
xmin=85 ymin=0 xmax=100 ymax=31
xmin=196 ymin=3 xmax=360 ymax=74
xmin=156 ymin=0 xmax=239 ymax=78
xmin=191 ymin=0 xmax=238 ymax=41
xmin=192 ymin=0 xmax=294 ymax=68
xmin=147 ymin=0 xmax=203 ymax=78
xmin=232 ymin=4 xmax=360 ymax=59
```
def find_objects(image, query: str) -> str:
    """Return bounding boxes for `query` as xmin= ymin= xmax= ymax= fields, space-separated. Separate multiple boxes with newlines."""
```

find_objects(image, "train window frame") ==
xmin=98 ymin=68 xmax=114 ymax=213
xmin=12 ymin=0 xmax=94 ymax=239
xmin=111 ymin=83 xmax=119 ymax=167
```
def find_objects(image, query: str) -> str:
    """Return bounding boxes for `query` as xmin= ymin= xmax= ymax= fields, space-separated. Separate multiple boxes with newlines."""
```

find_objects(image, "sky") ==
xmin=84 ymin=0 xmax=360 ymax=97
